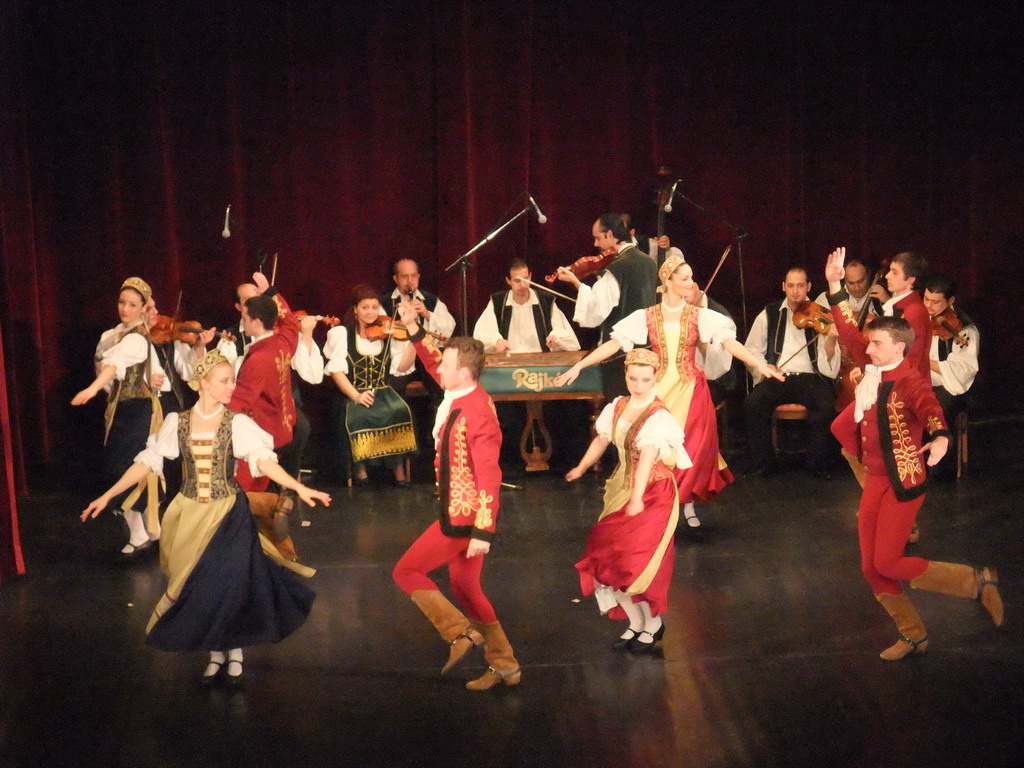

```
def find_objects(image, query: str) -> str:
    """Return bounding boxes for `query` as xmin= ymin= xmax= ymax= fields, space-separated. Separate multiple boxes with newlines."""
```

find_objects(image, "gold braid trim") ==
xmin=447 ymin=418 xmax=477 ymax=519
xmin=886 ymin=392 xmax=924 ymax=485
xmin=473 ymin=489 xmax=494 ymax=531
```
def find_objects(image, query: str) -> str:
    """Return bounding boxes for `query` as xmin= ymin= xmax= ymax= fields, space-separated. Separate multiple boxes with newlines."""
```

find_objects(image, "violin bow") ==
xmin=513 ymin=277 xmax=577 ymax=303
xmin=692 ymin=244 xmax=732 ymax=308
xmin=775 ymin=308 xmax=834 ymax=371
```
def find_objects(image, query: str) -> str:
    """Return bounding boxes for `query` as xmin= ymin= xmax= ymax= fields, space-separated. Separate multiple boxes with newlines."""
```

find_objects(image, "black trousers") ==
xmin=743 ymin=373 xmax=836 ymax=470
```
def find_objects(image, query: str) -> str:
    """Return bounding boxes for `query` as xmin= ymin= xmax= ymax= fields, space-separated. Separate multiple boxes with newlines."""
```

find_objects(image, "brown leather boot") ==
xmin=410 ymin=590 xmax=483 ymax=675
xmin=466 ymin=621 xmax=521 ymax=691
xmin=876 ymin=592 xmax=928 ymax=660
xmin=910 ymin=560 xmax=1003 ymax=627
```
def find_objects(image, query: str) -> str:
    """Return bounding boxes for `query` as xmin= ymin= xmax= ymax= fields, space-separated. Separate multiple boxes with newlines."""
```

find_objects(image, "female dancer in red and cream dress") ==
xmin=566 ymin=349 xmax=689 ymax=653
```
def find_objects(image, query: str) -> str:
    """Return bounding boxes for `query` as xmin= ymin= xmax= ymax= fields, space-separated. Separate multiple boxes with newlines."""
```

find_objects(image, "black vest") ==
xmin=490 ymin=290 xmax=556 ymax=352
xmin=764 ymin=301 xmax=817 ymax=367
xmin=600 ymin=246 xmax=659 ymax=341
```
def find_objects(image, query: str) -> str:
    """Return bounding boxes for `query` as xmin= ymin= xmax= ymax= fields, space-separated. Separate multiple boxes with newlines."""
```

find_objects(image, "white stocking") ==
xmin=122 ymin=509 xmax=149 ymax=551
xmin=683 ymin=501 xmax=701 ymax=528
xmin=204 ymin=651 xmax=226 ymax=678
xmin=227 ymin=648 xmax=244 ymax=677
xmin=639 ymin=600 xmax=662 ymax=636
xmin=613 ymin=590 xmax=644 ymax=639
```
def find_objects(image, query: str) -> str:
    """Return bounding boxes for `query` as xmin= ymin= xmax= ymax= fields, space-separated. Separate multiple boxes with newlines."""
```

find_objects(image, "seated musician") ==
xmin=743 ymin=266 xmax=840 ymax=478
xmin=473 ymin=259 xmax=581 ymax=473
xmin=814 ymin=258 xmax=880 ymax=321
xmin=381 ymin=257 xmax=457 ymax=382
xmin=323 ymin=284 xmax=418 ymax=485
xmin=923 ymin=275 xmax=979 ymax=476
xmin=472 ymin=258 xmax=580 ymax=354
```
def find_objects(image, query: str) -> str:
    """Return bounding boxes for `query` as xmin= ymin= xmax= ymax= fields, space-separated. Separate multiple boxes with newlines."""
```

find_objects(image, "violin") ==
xmin=295 ymin=311 xmax=341 ymax=328
xmin=148 ymin=315 xmax=210 ymax=346
xmin=931 ymin=307 xmax=971 ymax=348
xmin=363 ymin=315 xmax=446 ymax=344
xmin=791 ymin=300 xmax=834 ymax=335
xmin=544 ymin=249 xmax=617 ymax=285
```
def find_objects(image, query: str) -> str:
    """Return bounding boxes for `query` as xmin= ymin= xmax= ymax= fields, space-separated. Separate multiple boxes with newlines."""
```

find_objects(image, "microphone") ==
xmin=662 ymin=181 xmax=680 ymax=213
xmin=528 ymin=195 xmax=548 ymax=224
xmin=222 ymin=205 xmax=231 ymax=239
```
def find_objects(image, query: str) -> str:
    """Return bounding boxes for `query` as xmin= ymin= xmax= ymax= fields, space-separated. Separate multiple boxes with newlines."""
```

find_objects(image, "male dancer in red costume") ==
xmin=825 ymin=247 xmax=933 ymax=544
xmin=391 ymin=302 xmax=520 ymax=691
xmin=831 ymin=316 xmax=1002 ymax=660
xmin=227 ymin=271 xmax=301 ymax=559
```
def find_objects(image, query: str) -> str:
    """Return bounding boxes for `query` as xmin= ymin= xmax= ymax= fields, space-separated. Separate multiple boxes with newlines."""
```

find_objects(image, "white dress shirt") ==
xmin=472 ymin=288 xmax=580 ymax=353
xmin=744 ymin=305 xmax=840 ymax=383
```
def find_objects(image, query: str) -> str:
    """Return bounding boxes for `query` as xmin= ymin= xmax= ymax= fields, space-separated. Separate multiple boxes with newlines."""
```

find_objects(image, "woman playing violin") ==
xmin=323 ymin=284 xmax=418 ymax=485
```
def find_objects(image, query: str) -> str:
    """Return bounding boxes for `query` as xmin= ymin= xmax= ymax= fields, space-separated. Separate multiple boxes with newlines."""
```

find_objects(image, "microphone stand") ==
xmin=672 ymin=189 xmax=751 ymax=339
xmin=444 ymin=206 xmax=529 ymax=332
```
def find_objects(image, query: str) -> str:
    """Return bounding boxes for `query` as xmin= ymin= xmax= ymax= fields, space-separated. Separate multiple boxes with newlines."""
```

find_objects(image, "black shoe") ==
xmin=611 ymin=629 xmax=639 ymax=651
xmin=627 ymin=631 xmax=658 ymax=655
xmin=200 ymin=661 xmax=223 ymax=688
xmin=650 ymin=623 xmax=665 ymax=642
xmin=352 ymin=475 xmax=370 ymax=487
xmin=118 ymin=539 xmax=153 ymax=561
xmin=225 ymin=659 xmax=244 ymax=688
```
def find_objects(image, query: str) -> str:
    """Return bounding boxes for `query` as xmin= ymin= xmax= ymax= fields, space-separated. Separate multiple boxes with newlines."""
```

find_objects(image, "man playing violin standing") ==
xmin=556 ymin=211 xmax=659 ymax=398
xmin=743 ymin=266 xmax=840 ymax=478
xmin=923 ymin=275 xmax=979 ymax=477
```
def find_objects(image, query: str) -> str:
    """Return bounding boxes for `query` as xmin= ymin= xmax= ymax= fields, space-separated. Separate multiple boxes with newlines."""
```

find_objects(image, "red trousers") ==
xmin=392 ymin=521 xmax=498 ymax=624
xmin=858 ymin=473 xmax=929 ymax=595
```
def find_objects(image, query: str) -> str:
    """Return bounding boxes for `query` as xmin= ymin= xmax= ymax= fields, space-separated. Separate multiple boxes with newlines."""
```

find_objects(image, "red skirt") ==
xmin=675 ymin=373 xmax=733 ymax=503
xmin=575 ymin=476 xmax=676 ymax=619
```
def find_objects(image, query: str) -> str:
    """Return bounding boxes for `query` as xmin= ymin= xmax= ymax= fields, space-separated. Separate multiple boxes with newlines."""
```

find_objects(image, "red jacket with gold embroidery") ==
xmin=410 ymin=332 xmax=502 ymax=541
xmin=228 ymin=291 xmax=298 ymax=449
xmin=828 ymin=288 xmax=932 ymax=380
xmin=831 ymin=358 xmax=950 ymax=501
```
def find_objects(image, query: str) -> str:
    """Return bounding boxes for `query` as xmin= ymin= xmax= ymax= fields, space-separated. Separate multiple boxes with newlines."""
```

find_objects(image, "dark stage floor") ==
xmin=2 ymin=422 xmax=1023 ymax=768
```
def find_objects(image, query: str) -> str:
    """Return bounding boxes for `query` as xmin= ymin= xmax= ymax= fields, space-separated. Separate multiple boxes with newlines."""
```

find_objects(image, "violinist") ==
xmin=556 ymin=211 xmax=659 ymax=397
xmin=145 ymin=303 xmax=217 ymax=415
xmin=323 ymin=284 xmax=418 ymax=486
xmin=743 ymin=267 xmax=840 ymax=478
xmin=923 ymin=275 xmax=979 ymax=476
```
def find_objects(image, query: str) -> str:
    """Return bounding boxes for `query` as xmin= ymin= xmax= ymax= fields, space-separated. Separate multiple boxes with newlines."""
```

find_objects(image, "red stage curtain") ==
xmin=0 ymin=321 xmax=26 ymax=585
xmin=1 ymin=1 xmax=1022 ymax=478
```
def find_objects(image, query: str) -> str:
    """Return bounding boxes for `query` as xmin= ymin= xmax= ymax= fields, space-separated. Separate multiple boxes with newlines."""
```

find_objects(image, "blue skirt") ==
xmin=146 ymin=493 xmax=315 ymax=653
